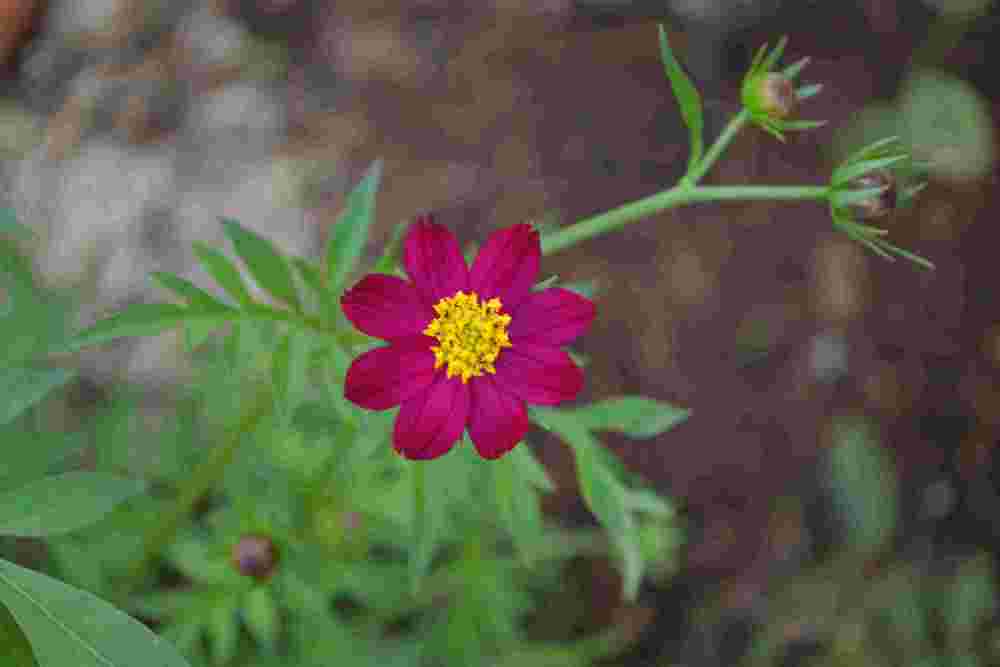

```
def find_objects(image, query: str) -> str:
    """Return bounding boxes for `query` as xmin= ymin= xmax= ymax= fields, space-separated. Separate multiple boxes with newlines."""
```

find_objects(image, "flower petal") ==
xmin=341 ymin=273 xmax=433 ymax=340
xmin=470 ymin=224 xmax=540 ymax=311
xmin=403 ymin=215 xmax=469 ymax=307
xmin=494 ymin=343 xmax=583 ymax=406
xmin=393 ymin=375 xmax=470 ymax=460
xmin=508 ymin=287 xmax=595 ymax=347
xmin=468 ymin=375 xmax=528 ymax=459
xmin=344 ymin=337 xmax=437 ymax=410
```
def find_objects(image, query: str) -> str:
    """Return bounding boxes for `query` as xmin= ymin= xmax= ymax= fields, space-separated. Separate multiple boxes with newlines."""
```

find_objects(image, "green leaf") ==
xmin=493 ymin=454 xmax=545 ymax=562
xmin=0 ymin=431 xmax=84 ymax=495
xmin=531 ymin=275 xmax=560 ymax=292
xmin=833 ymin=154 xmax=909 ymax=186
xmin=781 ymin=55 xmax=810 ymax=80
xmin=761 ymin=36 xmax=789 ymax=72
xmin=151 ymin=272 xmax=234 ymax=311
xmin=0 ymin=472 xmax=145 ymax=537
xmin=657 ymin=25 xmax=704 ymax=174
xmin=242 ymin=587 xmax=279 ymax=651
xmin=0 ymin=599 xmax=38 ymax=666
xmin=0 ymin=365 xmax=75 ymax=426
xmin=945 ymin=555 xmax=994 ymax=641
xmin=372 ymin=220 xmax=407 ymax=275
xmin=572 ymin=396 xmax=690 ymax=439
xmin=65 ymin=303 xmax=230 ymax=352
xmin=271 ymin=331 xmax=312 ymax=425
xmin=192 ymin=241 xmax=253 ymax=307
xmin=292 ymin=258 xmax=337 ymax=321
xmin=795 ymin=83 xmax=823 ymax=100
xmin=510 ymin=444 xmax=555 ymax=492
xmin=207 ymin=600 xmax=239 ymax=665
xmin=530 ymin=409 xmax=643 ymax=600
xmin=825 ymin=418 xmax=896 ymax=554
xmin=0 ymin=558 xmax=190 ymax=667
xmin=0 ymin=208 xmax=33 ymax=242
xmin=221 ymin=218 xmax=302 ymax=311
xmin=626 ymin=488 xmax=675 ymax=517
xmin=326 ymin=161 xmax=383 ymax=296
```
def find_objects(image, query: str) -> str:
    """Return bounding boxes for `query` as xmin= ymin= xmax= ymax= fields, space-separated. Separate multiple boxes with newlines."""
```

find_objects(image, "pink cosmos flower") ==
xmin=341 ymin=216 xmax=595 ymax=460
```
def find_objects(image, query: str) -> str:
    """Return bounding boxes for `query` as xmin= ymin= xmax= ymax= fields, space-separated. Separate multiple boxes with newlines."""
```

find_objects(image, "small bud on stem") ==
xmin=848 ymin=170 xmax=897 ymax=220
xmin=231 ymin=534 xmax=280 ymax=581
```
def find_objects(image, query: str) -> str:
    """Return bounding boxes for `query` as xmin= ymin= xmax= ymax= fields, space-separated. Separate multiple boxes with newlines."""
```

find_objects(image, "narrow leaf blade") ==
xmin=192 ymin=241 xmax=253 ymax=307
xmin=657 ymin=25 xmax=704 ymax=174
xmin=327 ymin=160 xmax=383 ymax=295
xmin=573 ymin=397 xmax=691 ymax=439
xmin=221 ymin=218 xmax=302 ymax=311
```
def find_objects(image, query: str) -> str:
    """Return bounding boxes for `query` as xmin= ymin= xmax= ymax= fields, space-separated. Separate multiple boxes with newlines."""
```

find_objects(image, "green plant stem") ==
xmin=684 ymin=109 xmax=751 ymax=185
xmin=125 ymin=385 xmax=273 ymax=589
xmin=540 ymin=183 xmax=828 ymax=256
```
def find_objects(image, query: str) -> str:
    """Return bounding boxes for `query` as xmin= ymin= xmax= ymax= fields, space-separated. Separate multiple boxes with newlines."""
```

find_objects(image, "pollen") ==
xmin=423 ymin=291 xmax=513 ymax=383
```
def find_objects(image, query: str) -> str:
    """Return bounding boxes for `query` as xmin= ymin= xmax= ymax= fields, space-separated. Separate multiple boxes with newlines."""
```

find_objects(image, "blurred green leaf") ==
xmin=531 ymin=408 xmax=643 ymax=600
xmin=372 ymin=220 xmax=407 ymax=276
xmin=825 ymin=418 xmax=896 ymax=554
xmin=901 ymin=69 xmax=994 ymax=182
xmin=327 ymin=161 xmax=382 ymax=296
xmin=657 ymin=25 xmax=703 ymax=173
xmin=222 ymin=218 xmax=302 ymax=311
xmin=242 ymin=587 xmax=279 ymax=651
xmin=0 ymin=599 xmax=38 ymax=666
xmin=65 ymin=303 xmax=230 ymax=352
xmin=151 ymin=272 xmax=234 ymax=312
xmin=0 ymin=472 xmax=145 ymax=537
xmin=192 ymin=241 xmax=254 ymax=308
xmin=271 ymin=330 xmax=311 ymax=426
xmin=571 ymin=396 xmax=690 ymax=439
xmin=0 ymin=558 xmax=190 ymax=667
xmin=208 ymin=600 xmax=240 ymax=665
xmin=0 ymin=365 xmax=75 ymax=426
xmin=493 ymin=453 xmax=545 ymax=562
xmin=510 ymin=444 xmax=555 ymax=492
xmin=945 ymin=554 xmax=994 ymax=643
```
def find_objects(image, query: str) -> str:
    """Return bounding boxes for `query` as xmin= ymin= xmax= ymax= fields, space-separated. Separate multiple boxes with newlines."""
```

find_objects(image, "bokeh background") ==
xmin=1 ymin=0 xmax=998 ymax=665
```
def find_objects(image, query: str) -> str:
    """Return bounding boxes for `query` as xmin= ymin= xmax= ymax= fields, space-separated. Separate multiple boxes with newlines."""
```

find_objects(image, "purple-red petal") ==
xmin=508 ymin=287 xmax=595 ymax=347
xmin=403 ymin=215 xmax=469 ymax=307
xmin=469 ymin=224 xmax=540 ymax=311
xmin=344 ymin=337 xmax=437 ymax=410
xmin=467 ymin=375 xmax=528 ymax=459
xmin=341 ymin=274 xmax=433 ymax=341
xmin=393 ymin=375 xmax=470 ymax=460
xmin=493 ymin=343 xmax=583 ymax=406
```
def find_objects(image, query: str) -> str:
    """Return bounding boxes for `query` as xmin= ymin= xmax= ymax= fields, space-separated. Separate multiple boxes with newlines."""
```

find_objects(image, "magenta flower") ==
xmin=341 ymin=216 xmax=595 ymax=460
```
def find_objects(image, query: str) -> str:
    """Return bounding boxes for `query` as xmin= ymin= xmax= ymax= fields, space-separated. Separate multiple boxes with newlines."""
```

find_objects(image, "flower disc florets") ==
xmin=423 ymin=291 xmax=512 ymax=383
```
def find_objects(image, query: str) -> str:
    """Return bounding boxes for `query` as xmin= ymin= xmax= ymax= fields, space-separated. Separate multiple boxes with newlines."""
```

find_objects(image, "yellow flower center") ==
xmin=422 ymin=291 xmax=512 ymax=384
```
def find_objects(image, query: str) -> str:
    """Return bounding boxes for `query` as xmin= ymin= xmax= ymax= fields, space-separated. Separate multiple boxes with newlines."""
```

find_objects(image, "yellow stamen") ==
xmin=422 ymin=291 xmax=512 ymax=383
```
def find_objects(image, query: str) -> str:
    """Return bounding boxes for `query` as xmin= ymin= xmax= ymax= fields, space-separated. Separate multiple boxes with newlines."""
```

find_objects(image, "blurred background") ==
xmin=1 ymin=0 xmax=999 ymax=665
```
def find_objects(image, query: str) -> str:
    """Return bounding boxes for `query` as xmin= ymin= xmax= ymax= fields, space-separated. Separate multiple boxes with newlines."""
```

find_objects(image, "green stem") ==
xmin=125 ymin=386 xmax=273 ymax=589
xmin=684 ymin=109 xmax=751 ymax=185
xmin=540 ymin=184 xmax=828 ymax=256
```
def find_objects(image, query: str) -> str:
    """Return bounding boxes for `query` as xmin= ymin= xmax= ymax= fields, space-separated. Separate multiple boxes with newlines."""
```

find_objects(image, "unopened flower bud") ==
xmin=231 ymin=534 xmax=279 ymax=581
xmin=847 ymin=170 xmax=897 ymax=220
xmin=743 ymin=73 xmax=797 ymax=120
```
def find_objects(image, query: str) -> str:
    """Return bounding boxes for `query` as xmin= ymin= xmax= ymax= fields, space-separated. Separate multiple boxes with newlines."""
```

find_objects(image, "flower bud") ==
xmin=743 ymin=72 xmax=797 ymax=120
xmin=847 ymin=170 xmax=897 ymax=220
xmin=231 ymin=534 xmax=279 ymax=581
